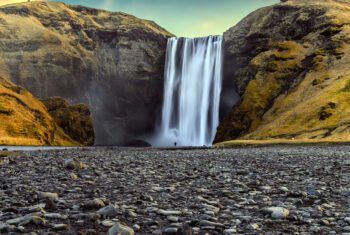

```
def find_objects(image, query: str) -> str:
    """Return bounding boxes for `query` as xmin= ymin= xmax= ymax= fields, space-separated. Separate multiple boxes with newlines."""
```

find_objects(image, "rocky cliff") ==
xmin=0 ymin=1 xmax=174 ymax=145
xmin=0 ymin=76 xmax=78 ymax=146
xmin=215 ymin=0 xmax=350 ymax=143
xmin=41 ymin=97 xmax=94 ymax=146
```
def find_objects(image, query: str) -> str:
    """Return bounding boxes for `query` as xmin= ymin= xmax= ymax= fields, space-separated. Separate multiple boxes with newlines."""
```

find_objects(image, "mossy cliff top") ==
xmin=215 ymin=0 xmax=350 ymax=144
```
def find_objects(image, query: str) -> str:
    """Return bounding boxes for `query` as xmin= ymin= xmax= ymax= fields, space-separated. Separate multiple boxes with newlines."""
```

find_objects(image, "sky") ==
xmin=0 ymin=0 xmax=280 ymax=37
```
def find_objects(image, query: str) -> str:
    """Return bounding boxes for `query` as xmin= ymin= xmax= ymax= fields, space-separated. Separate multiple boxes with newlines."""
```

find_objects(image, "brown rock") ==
xmin=41 ymin=97 xmax=94 ymax=146
xmin=0 ymin=1 xmax=174 ymax=145
xmin=44 ymin=199 xmax=58 ymax=211
xmin=64 ymin=158 xmax=83 ymax=170
xmin=215 ymin=0 xmax=350 ymax=143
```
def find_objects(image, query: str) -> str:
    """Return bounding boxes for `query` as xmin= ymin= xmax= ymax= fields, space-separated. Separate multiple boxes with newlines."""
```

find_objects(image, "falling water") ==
xmin=152 ymin=35 xmax=223 ymax=147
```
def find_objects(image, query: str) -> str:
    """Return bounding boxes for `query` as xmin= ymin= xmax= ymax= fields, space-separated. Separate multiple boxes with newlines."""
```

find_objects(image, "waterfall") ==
xmin=153 ymin=35 xmax=223 ymax=147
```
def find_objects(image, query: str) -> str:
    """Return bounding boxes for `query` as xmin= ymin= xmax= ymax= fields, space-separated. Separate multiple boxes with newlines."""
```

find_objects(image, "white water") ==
xmin=152 ymin=35 xmax=223 ymax=147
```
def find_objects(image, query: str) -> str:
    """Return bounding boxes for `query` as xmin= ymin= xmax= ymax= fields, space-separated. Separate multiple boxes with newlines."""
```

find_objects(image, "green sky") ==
xmin=50 ymin=0 xmax=280 ymax=37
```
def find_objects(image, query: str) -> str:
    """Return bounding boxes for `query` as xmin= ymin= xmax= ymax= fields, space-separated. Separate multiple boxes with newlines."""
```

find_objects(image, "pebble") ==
xmin=108 ymin=223 xmax=135 ymax=235
xmin=132 ymin=224 xmax=141 ymax=232
xmin=52 ymin=224 xmax=68 ymax=230
xmin=247 ymin=223 xmax=259 ymax=230
xmin=1 ymin=147 xmax=350 ymax=234
xmin=262 ymin=207 xmax=290 ymax=219
xmin=70 ymin=173 xmax=78 ymax=179
xmin=157 ymin=209 xmax=182 ymax=216
xmin=64 ymin=157 xmax=82 ymax=170
xmin=224 ymin=228 xmax=237 ymax=234
xmin=102 ymin=220 xmax=117 ymax=227
xmin=199 ymin=220 xmax=224 ymax=227
xmin=167 ymin=216 xmax=179 ymax=222
xmin=83 ymin=198 xmax=105 ymax=209
xmin=38 ymin=191 xmax=58 ymax=199
xmin=163 ymin=227 xmax=177 ymax=234
xmin=97 ymin=205 xmax=118 ymax=217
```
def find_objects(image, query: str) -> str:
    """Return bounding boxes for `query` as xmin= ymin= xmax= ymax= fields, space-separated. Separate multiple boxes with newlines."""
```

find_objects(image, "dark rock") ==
xmin=176 ymin=224 xmax=193 ymax=235
xmin=45 ymin=199 xmax=58 ymax=211
xmin=82 ymin=199 xmax=105 ymax=210
xmin=64 ymin=158 xmax=83 ymax=170
xmin=41 ymin=97 xmax=95 ymax=146
xmin=125 ymin=139 xmax=152 ymax=147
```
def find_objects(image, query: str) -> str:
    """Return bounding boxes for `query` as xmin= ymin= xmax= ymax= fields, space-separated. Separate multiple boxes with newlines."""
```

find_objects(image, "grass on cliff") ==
xmin=339 ymin=79 xmax=350 ymax=92
xmin=0 ymin=77 xmax=79 ymax=146
xmin=213 ymin=139 xmax=350 ymax=148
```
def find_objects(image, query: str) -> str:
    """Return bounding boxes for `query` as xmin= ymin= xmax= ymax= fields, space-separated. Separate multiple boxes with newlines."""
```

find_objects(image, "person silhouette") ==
xmin=174 ymin=142 xmax=177 ymax=147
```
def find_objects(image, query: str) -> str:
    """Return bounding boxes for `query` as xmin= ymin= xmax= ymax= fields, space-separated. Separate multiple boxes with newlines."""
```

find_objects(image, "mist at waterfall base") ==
xmin=150 ymin=36 xmax=224 ymax=147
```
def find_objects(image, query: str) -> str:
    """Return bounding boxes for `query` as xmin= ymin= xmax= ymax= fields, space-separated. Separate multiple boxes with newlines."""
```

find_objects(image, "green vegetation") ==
xmin=335 ymin=48 xmax=345 ymax=59
xmin=315 ymin=48 xmax=327 ymax=56
xmin=312 ymin=55 xmax=324 ymax=64
xmin=331 ymin=26 xmax=343 ymax=33
xmin=0 ymin=101 xmax=13 ymax=115
xmin=312 ymin=74 xmax=330 ymax=86
xmin=340 ymin=79 xmax=350 ymax=92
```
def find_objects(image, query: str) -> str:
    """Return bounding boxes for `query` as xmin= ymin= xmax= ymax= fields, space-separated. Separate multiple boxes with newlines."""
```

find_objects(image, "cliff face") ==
xmin=216 ymin=0 xmax=350 ymax=142
xmin=41 ymin=97 xmax=94 ymax=146
xmin=0 ymin=76 xmax=78 ymax=146
xmin=0 ymin=1 xmax=174 ymax=145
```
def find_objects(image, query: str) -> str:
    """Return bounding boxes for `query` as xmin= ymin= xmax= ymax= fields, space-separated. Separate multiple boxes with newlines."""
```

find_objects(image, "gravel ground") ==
xmin=1 ymin=146 xmax=350 ymax=234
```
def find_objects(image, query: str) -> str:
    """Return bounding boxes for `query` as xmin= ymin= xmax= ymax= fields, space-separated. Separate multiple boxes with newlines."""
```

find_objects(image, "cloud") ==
xmin=100 ymin=0 xmax=113 ymax=9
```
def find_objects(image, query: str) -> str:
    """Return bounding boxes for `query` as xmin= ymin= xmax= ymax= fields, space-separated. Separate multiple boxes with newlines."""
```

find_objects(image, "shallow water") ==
xmin=0 ymin=146 xmax=81 ymax=151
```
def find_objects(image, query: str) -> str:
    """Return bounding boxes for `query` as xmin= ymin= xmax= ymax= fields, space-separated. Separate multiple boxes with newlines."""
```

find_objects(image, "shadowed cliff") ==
xmin=41 ymin=97 xmax=94 ymax=146
xmin=216 ymin=0 xmax=350 ymax=143
xmin=0 ymin=1 xmax=174 ymax=145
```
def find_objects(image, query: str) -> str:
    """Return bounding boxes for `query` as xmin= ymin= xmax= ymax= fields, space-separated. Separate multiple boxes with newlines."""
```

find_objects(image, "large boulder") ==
xmin=41 ymin=97 xmax=94 ymax=146
xmin=216 ymin=0 xmax=350 ymax=143
xmin=0 ymin=1 xmax=174 ymax=145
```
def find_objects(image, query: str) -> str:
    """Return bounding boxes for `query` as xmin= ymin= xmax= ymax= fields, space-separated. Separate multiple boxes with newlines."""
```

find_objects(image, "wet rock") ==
xmin=38 ymin=191 xmax=58 ymax=199
xmin=82 ymin=199 xmax=105 ymax=210
xmin=97 ymin=205 xmax=118 ymax=217
xmin=108 ymin=223 xmax=135 ymax=235
xmin=246 ymin=223 xmax=259 ymax=230
xmin=262 ymin=207 xmax=290 ymax=219
xmin=132 ymin=224 xmax=141 ymax=232
xmin=45 ymin=199 xmax=58 ymax=211
xmin=52 ymin=224 xmax=68 ymax=230
xmin=167 ymin=216 xmax=179 ymax=222
xmin=64 ymin=158 xmax=82 ymax=170
xmin=176 ymin=224 xmax=192 ymax=235
xmin=102 ymin=220 xmax=117 ymax=227
xmin=157 ymin=209 xmax=182 ymax=216
xmin=199 ymin=220 xmax=224 ymax=227
xmin=224 ymin=228 xmax=237 ymax=234
xmin=70 ymin=173 xmax=78 ymax=180
xmin=163 ymin=227 xmax=177 ymax=234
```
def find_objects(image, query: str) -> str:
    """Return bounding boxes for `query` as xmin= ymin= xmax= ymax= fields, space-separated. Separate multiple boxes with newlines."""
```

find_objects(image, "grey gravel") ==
xmin=0 ymin=145 xmax=350 ymax=234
